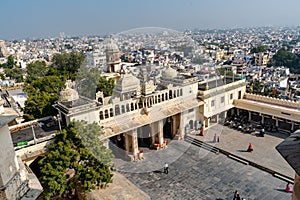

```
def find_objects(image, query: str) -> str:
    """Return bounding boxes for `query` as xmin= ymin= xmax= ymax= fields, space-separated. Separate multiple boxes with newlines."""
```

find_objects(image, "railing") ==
xmin=244 ymin=93 xmax=299 ymax=109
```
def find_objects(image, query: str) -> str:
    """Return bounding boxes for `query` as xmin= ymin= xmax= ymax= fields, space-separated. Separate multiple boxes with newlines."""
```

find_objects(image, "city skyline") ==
xmin=1 ymin=0 xmax=300 ymax=40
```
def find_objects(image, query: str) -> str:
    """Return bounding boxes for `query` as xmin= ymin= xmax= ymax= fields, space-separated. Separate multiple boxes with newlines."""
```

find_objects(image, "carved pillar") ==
xmin=150 ymin=123 xmax=156 ymax=145
xmin=179 ymin=112 xmax=185 ymax=137
xmin=124 ymin=133 xmax=130 ymax=152
xmin=261 ymin=114 xmax=265 ymax=124
xmin=171 ymin=117 xmax=176 ymax=137
xmin=248 ymin=111 xmax=251 ymax=121
xmin=158 ymin=120 xmax=164 ymax=144
xmin=291 ymin=121 xmax=295 ymax=132
xmin=131 ymin=129 xmax=139 ymax=156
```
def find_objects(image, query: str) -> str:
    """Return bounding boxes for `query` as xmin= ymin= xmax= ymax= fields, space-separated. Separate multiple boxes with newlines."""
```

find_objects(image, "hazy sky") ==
xmin=1 ymin=0 xmax=300 ymax=40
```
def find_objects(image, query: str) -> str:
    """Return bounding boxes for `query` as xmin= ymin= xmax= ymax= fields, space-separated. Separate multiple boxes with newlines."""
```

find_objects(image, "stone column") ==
xmin=248 ymin=111 xmax=251 ymax=121
xmin=275 ymin=117 xmax=279 ymax=127
xmin=150 ymin=123 xmax=156 ymax=145
xmin=231 ymin=109 xmax=234 ymax=115
xmin=261 ymin=114 xmax=265 ymax=124
xmin=216 ymin=114 xmax=219 ymax=124
xmin=131 ymin=129 xmax=139 ymax=156
xmin=172 ymin=117 xmax=177 ymax=137
xmin=124 ymin=133 xmax=130 ymax=152
xmin=179 ymin=112 xmax=185 ymax=138
xmin=224 ymin=111 xmax=227 ymax=119
xmin=237 ymin=108 xmax=240 ymax=115
xmin=291 ymin=121 xmax=295 ymax=132
xmin=158 ymin=120 xmax=164 ymax=145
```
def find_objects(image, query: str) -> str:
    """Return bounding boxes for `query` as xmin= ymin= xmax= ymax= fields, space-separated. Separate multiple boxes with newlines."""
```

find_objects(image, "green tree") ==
xmin=4 ymin=67 xmax=23 ymax=83
xmin=96 ymin=77 xmax=115 ymax=97
xmin=52 ymin=51 xmax=86 ymax=79
xmin=23 ymin=76 xmax=65 ymax=120
xmin=39 ymin=121 xmax=113 ymax=200
xmin=7 ymin=55 xmax=15 ymax=69
xmin=268 ymin=48 xmax=300 ymax=73
xmin=26 ymin=60 xmax=48 ymax=84
xmin=0 ymin=73 xmax=5 ymax=80
xmin=75 ymin=66 xmax=101 ymax=99
xmin=250 ymin=45 xmax=267 ymax=54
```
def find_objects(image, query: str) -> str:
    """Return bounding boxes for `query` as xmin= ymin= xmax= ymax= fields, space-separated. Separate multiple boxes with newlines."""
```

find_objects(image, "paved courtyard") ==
xmin=196 ymin=124 xmax=294 ymax=178
xmin=113 ymin=138 xmax=293 ymax=199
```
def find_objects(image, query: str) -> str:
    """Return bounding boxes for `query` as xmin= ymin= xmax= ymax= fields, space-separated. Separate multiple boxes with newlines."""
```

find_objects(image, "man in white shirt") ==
xmin=164 ymin=162 xmax=169 ymax=174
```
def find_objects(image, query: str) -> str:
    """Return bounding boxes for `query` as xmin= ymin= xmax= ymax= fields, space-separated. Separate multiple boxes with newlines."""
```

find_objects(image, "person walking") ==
xmin=213 ymin=133 xmax=217 ymax=143
xmin=233 ymin=190 xmax=241 ymax=200
xmin=164 ymin=162 xmax=169 ymax=174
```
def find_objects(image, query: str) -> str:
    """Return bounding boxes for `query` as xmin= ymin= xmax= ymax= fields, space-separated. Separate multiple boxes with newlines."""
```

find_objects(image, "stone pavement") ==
xmin=194 ymin=124 xmax=294 ymax=178
xmin=112 ymin=139 xmax=293 ymax=200
xmin=86 ymin=172 xmax=150 ymax=200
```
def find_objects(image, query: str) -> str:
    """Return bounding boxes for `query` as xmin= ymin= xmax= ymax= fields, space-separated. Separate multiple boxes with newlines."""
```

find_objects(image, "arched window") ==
xmin=131 ymin=103 xmax=134 ymax=111
xmin=158 ymin=95 xmax=161 ymax=103
xmin=162 ymin=94 xmax=164 ymax=101
xmin=110 ymin=108 xmax=114 ymax=117
xmin=105 ymin=110 xmax=109 ymax=119
xmin=180 ymin=89 xmax=183 ymax=96
xmin=126 ymin=104 xmax=130 ymax=112
xmin=174 ymin=90 xmax=177 ymax=98
xmin=165 ymin=93 xmax=168 ymax=100
xmin=121 ymin=105 xmax=125 ymax=113
xmin=155 ymin=96 xmax=157 ymax=104
xmin=177 ymin=89 xmax=180 ymax=97
xmin=100 ymin=111 xmax=104 ymax=120
xmin=169 ymin=90 xmax=173 ymax=99
xmin=115 ymin=105 xmax=120 ymax=116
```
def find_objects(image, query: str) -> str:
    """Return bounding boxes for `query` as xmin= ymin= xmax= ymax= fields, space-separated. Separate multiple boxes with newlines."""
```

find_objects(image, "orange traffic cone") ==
xmin=247 ymin=143 xmax=253 ymax=152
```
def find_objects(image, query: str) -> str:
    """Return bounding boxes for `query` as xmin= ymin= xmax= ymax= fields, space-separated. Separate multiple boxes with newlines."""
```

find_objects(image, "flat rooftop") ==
xmin=198 ymin=77 xmax=243 ymax=91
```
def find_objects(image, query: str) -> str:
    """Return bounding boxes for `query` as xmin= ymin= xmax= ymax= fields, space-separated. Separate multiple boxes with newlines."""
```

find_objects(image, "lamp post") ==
xmin=31 ymin=122 xmax=37 ymax=144
xmin=57 ymin=114 xmax=62 ymax=131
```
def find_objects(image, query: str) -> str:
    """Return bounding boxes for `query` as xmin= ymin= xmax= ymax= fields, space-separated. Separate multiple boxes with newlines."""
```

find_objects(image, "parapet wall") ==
xmin=244 ymin=93 xmax=300 ymax=109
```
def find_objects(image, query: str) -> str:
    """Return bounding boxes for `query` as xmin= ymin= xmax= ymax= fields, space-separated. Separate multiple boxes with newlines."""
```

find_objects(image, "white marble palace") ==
xmin=54 ymin=40 xmax=246 ymax=159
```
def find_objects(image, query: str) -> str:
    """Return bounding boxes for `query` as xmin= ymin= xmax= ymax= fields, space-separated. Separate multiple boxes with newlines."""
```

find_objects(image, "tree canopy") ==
xmin=250 ymin=45 xmax=267 ymax=54
xmin=268 ymin=48 xmax=300 ymax=73
xmin=52 ymin=51 xmax=86 ymax=79
xmin=26 ymin=60 xmax=48 ymax=84
xmin=23 ymin=52 xmax=87 ymax=120
xmin=39 ymin=121 xmax=113 ymax=200
xmin=97 ymin=77 xmax=115 ymax=97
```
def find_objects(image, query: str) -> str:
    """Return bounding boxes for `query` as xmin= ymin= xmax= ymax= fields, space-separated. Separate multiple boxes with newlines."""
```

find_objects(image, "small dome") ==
xmin=106 ymin=37 xmax=119 ymax=52
xmin=115 ymin=73 xmax=140 ymax=93
xmin=163 ymin=66 xmax=177 ymax=79
xmin=59 ymin=80 xmax=79 ymax=102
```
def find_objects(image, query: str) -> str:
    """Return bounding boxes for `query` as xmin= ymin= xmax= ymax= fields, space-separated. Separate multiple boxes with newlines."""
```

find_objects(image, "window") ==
xmin=100 ymin=111 xmax=104 ymax=120
xmin=221 ymin=96 xmax=225 ymax=103
xmin=211 ymin=100 xmax=215 ymax=107
xmin=121 ymin=105 xmax=125 ymax=113
xmin=230 ymin=93 xmax=233 ymax=100
xmin=115 ymin=105 xmax=120 ymax=116
xmin=104 ymin=110 xmax=109 ymax=119
xmin=110 ymin=108 xmax=114 ymax=117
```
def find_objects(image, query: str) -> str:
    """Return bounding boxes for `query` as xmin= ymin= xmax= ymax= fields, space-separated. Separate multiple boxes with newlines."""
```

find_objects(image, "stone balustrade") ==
xmin=244 ymin=93 xmax=300 ymax=109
